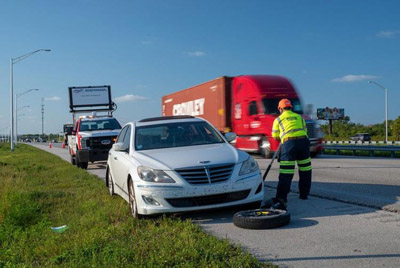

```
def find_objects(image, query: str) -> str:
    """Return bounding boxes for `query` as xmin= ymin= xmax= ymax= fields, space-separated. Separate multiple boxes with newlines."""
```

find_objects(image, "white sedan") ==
xmin=106 ymin=116 xmax=264 ymax=218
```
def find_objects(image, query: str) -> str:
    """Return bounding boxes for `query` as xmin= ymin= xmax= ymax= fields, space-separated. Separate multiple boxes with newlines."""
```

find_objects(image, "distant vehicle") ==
xmin=106 ymin=116 xmax=264 ymax=218
xmin=68 ymin=115 xmax=121 ymax=169
xmin=162 ymin=75 xmax=324 ymax=158
xmin=52 ymin=139 xmax=58 ymax=143
xmin=350 ymin=133 xmax=371 ymax=142
xmin=67 ymin=85 xmax=120 ymax=169
xmin=63 ymin=123 xmax=74 ymax=145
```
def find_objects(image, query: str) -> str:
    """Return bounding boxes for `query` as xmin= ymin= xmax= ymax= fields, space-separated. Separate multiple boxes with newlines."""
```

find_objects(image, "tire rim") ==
xmin=129 ymin=180 xmax=137 ymax=217
xmin=108 ymin=170 xmax=113 ymax=195
xmin=239 ymin=209 xmax=284 ymax=217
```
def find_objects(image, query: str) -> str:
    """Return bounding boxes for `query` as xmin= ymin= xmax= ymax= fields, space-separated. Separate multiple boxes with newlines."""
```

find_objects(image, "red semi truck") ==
xmin=162 ymin=75 xmax=323 ymax=157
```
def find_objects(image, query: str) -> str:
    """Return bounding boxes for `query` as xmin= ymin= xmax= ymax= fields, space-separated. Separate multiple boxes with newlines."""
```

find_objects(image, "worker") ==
xmin=262 ymin=99 xmax=312 ymax=210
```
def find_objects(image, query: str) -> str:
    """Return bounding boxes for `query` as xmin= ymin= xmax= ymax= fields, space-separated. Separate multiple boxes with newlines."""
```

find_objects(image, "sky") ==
xmin=0 ymin=0 xmax=399 ymax=135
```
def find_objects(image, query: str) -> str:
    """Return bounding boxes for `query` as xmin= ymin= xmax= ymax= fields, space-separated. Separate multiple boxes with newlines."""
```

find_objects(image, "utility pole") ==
xmin=41 ymin=98 xmax=45 ymax=139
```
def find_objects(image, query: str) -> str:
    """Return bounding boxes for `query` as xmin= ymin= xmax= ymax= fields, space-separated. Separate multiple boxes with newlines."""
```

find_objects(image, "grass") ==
xmin=0 ymin=143 xmax=274 ymax=268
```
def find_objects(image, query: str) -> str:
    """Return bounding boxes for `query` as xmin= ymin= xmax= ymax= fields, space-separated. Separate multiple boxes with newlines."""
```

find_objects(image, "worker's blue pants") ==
xmin=276 ymin=138 xmax=312 ymax=201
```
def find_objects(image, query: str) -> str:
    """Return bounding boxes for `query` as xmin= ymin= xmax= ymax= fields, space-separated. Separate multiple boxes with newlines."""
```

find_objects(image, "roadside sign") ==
xmin=68 ymin=85 xmax=112 ymax=112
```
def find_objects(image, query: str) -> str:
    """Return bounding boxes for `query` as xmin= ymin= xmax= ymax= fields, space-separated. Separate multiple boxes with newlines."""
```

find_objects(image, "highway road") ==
xmin=30 ymin=142 xmax=400 ymax=268
xmin=45 ymin=141 xmax=400 ymax=213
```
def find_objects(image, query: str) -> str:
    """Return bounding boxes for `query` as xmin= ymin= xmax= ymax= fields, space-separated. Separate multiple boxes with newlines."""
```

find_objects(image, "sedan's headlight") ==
xmin=137 ymin=167 xmax=176 ymax=183
xmin=239 ymin=156 xmax=259 ymax=175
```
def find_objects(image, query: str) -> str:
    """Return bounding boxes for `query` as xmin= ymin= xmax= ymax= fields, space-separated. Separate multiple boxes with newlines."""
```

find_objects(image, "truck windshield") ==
xmin=135 ymin=121 xmax=224 ymax=151
xmin=262 ymin=98 xmax=303 ymax=115
xmin=79 ymin=119 xmax=121 ymax=131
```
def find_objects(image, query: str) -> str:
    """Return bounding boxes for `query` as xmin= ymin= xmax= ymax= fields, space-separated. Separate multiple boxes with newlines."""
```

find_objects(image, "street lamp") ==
xmin=16 ymin=104 xmax=31 ymax=142
xmin=10 ymin=49 xmax=50 ymax=151
xmin=368 ymin=81 xmax=389 ymax=143
xmin=15 ymin=88 xmax=38 ymax=142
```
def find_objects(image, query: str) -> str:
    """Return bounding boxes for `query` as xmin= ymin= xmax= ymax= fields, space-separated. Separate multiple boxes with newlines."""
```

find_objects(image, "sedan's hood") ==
xmin=79 ymin=130 xmax=120 ymax=137
xmin=133 ymin=143 xmax=249 ymax=170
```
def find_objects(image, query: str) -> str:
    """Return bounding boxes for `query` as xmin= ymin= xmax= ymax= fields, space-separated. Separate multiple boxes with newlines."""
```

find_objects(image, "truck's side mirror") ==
xmin=224 ymin=132 xmax=237 ymax=143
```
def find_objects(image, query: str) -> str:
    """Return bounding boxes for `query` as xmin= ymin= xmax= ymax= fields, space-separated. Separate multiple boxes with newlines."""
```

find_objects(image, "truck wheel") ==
xmin=233 ymin=209 xmax=290 ymax=229
xmin=70 ymin=154 xmax=76 ymax=165
xmin=77 ymin=161 xmax=88 ymax=169
xmin=76 ymin=154 xmax=88 ymax=169
xmin=259 ymin=138 xmax=272 ymax=158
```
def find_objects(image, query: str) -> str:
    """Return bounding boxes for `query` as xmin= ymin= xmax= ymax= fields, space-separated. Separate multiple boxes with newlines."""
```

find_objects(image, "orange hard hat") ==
xmin=278 ymin=99 xmax=293 ymax=109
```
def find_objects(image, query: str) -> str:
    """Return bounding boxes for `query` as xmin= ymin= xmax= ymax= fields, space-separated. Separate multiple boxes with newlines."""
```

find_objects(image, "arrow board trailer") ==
xmin=69 ymin=85 xmax=113 ymax=113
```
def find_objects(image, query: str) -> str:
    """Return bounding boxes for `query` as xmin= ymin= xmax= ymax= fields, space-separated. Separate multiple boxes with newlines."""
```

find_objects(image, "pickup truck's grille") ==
xmin=166 ymin=189 xmax=250 ymax=207
xmin=88 ymin=136 xmax=117 ymax=150
xmin=175 ymin=164 xmax=235 ymax=185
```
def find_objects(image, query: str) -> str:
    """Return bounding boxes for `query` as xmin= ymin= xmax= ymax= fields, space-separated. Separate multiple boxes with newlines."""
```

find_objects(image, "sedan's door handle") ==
xmin=114 ymin=157 xmax=118 ymax=160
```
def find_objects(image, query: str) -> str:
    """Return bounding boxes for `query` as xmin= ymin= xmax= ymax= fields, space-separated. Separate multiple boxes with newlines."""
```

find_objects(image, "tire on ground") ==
xmin=233 ymin=209 xmax=290 ymax=229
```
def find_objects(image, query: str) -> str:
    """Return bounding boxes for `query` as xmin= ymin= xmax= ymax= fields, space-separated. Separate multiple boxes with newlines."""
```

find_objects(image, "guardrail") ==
xmin=324 ymin=140 xmax=400 ymax=145
xmin=323 ymin=141 xmax=400 ymax=158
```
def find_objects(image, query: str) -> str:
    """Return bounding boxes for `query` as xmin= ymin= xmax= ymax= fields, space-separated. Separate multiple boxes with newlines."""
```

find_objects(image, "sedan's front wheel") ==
xmin=128 ymin=179 xmax=140 ymax=219
xmin=107 ymin=168 xmax=114 ymax=196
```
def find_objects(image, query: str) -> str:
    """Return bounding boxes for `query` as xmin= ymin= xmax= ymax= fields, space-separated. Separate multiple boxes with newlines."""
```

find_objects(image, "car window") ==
xmin=79 ymin=118 xmax=121 ymax=131
xmin=122 ymin=126 xmax=131 ymax=152
xmin=116 ymin=126 xmax=128 ymax=143
xmin=135 ymin=121 xmax=224 ymax=151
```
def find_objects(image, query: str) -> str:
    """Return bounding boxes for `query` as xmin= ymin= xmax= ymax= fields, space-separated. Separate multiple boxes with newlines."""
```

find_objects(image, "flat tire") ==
xmin=233 ymin=209 xmax=290 ymax=229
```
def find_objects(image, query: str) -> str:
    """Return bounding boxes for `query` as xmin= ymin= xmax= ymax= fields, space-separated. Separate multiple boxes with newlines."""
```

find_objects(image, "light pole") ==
xmin=15 ymin=88 xmax=38 ymax=142
xmin=10 ymin=49 xmax=50 ymax=151
xmin=368 ymin=81 xmax=388 ymax=143
xmin=16 ymin=105 xmax=31 ymax=142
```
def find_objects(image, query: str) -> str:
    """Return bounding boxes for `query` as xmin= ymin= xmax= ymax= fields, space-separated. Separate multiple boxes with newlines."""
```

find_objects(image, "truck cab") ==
xmin=231 ymin=75 xmax=323 ymax=157
xmin=68 ymin=115 xmax=121 ymax=169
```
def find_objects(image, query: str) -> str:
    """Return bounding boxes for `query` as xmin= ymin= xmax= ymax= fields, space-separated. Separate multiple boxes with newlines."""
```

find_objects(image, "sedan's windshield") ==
xmin=79 ymin=119 xmax=121 ymax=131
xmin=262 ymin=98 xmax=303 ymax=115
xmin=135 ymin=121 xmax=225 ymax=151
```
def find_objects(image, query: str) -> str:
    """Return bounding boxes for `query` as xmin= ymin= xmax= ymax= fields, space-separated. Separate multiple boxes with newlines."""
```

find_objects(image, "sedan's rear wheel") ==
xmin=128 ymin=179 xmax=140 ymax=219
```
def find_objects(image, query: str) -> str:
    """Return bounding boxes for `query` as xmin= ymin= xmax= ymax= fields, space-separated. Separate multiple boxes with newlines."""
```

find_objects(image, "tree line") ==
xmin=320 ymin=116 xmax=400 ymax=141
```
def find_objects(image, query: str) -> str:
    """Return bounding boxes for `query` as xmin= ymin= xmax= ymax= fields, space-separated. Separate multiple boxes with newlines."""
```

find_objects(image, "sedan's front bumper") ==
xmin=134 ymin=172 xmax=264 ymax=215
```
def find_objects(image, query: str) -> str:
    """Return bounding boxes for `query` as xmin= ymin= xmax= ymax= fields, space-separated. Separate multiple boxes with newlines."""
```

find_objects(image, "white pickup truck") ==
xmin=68 ymin=116 xmax=121 ymax=169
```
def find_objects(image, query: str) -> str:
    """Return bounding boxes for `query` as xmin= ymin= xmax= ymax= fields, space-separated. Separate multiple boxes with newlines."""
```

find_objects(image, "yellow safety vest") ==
xmin=272 ymin=110 xmax=307 ymax=143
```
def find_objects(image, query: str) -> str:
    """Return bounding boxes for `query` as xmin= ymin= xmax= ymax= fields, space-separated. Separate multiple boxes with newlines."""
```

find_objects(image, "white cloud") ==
xmin=186 ymin=51 xmax=206 ymax=57
xmin=331 ymin=75 xmax=380 ymax=83
xmin=44 ymin=96 xmax=61 ymax=101
xmin=376 ymin=30 xmax=400 ymax=38
xmin=114 ymin=94 xmax=148 ymax=103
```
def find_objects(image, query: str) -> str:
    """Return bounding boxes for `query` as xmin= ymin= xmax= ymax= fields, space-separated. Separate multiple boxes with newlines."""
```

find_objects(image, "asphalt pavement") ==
xmin=28 ymin=142 xmax=400 ymax=268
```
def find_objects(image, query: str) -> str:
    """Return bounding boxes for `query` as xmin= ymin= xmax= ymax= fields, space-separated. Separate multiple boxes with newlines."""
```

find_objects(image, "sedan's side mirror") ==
xmin=113 ymin=142 xmax=125 ymax=152
xmin=224 ymin=132 xmax=237 ymax=143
